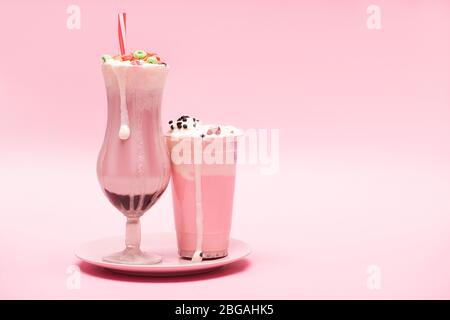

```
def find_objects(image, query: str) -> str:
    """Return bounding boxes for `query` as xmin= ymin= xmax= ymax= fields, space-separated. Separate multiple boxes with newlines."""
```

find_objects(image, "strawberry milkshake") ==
xmin=98 ymin=50 xmax=170 ymax=265
xmin=166 ymin=116 xmax=241 ymax=262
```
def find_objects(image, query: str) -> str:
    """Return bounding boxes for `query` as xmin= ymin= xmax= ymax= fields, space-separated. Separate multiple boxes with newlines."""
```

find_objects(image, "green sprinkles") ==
xmin=133 ymin=50 xmax=147 ymax=59
xmin=146 ymin=56 xmax=159 ymax=64
xmin=101 ymin=54 xmax=113 ymax=63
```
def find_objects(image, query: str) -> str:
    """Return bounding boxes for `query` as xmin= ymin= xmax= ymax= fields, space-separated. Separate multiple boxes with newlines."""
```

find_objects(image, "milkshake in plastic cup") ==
xmin=166 ymin=116 xmax=241 ymax=262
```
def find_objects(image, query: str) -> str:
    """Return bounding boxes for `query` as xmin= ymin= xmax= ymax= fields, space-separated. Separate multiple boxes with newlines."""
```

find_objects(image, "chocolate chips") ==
xmin=168 ymin=115 xmax=200 ymax=131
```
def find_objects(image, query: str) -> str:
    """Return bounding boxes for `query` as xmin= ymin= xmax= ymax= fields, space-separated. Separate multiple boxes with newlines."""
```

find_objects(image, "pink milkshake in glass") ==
xmin=166 ymin=116 xmax=241 ymax=262
xmin=97 ymin=51 xmax=170 ymax=265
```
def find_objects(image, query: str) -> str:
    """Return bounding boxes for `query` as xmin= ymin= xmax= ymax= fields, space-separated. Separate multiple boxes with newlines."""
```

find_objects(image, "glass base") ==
xmin=103 ymin=247 xmax=162 ymax=265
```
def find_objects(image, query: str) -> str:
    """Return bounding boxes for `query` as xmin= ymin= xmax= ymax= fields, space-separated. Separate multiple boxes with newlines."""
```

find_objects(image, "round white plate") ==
xmin=75 ymin=232 xmax=251 ymax=276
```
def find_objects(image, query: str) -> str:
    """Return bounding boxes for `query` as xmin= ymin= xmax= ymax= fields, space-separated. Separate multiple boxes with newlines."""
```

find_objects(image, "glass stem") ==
xmin=125 ymin=217 xmax=141 ymax=251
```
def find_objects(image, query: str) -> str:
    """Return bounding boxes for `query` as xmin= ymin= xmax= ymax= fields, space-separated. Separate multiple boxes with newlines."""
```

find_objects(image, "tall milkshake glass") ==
xmin=97 ymin=59 xmax=170 ymax=265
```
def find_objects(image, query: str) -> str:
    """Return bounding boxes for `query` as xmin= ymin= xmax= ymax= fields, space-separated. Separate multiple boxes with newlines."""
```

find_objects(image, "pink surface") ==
xmin=1 ymin=0 xmax=450 ymax=299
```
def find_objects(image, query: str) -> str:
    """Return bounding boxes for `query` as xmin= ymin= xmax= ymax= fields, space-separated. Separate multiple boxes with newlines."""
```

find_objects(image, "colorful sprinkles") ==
xmin=101 ymin=49 xmax=166 ymax=65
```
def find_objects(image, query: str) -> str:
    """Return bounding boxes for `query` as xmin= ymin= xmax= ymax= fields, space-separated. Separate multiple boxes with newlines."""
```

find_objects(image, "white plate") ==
xmin=75 ymin=232 xmax=251 ymax=276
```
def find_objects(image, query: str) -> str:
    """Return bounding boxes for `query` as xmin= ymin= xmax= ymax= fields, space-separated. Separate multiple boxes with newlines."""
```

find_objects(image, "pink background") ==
xmin=1 ymin=0 xmax=450 ymax=299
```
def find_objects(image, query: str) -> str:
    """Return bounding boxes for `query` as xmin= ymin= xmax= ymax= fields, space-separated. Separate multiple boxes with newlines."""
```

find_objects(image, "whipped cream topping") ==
xmin=101 ymin=50 xmax=167 ymax=67
xmin=104 ymin=59 xmax=167 ymax=68
xmin=166 ymin=116 xmax=242 ymax=139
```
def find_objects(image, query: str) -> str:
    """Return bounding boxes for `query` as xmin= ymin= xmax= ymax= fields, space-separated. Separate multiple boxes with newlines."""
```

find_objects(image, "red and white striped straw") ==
xmin=118 ymin=13 xmax=127 ymax=55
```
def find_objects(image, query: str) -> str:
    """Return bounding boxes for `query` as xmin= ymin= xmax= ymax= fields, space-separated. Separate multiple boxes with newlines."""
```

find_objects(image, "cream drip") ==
xmin=191 ymin=162 xmax=204 ymax=263
xmin=112 ymin=65 xmax=130 ymax=140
